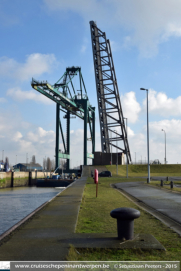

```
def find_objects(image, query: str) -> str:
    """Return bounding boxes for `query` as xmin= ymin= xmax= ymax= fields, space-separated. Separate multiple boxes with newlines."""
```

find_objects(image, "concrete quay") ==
xmin=0 ymin=176 xmax=87 ymax=261
xmin=1 ymin=166 xmax=181 ymax=260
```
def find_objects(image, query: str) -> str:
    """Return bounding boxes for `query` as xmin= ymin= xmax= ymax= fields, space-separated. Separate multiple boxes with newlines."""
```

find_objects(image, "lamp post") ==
xmin=114 ymin=130 xmax=118 ymax=175
xmin=140 ymin=88 xmax=150 ymax=183
xmin=111 ymin=132 xmax=112 ymax=166
xmin=135 ymin=152 xmax=136 ymax=164
xmin=124 ymin=117 xmax=128 ymax=178
xmin=161 ymin=129 xmax=166 ymax=164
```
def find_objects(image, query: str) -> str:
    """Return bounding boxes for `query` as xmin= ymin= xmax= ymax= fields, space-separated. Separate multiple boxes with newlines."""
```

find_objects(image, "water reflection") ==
xmin=0 ymin=186 xmax=63 ymax=235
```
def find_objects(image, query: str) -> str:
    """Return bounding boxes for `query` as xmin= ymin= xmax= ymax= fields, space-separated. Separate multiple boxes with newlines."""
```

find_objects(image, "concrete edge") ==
xmin=73 ymin=177 xmax=88 ymax=233
xmin=0 ymin=183 xmax=74 ymax=242
xmin=111 ymin=184 xmax=181 ymax=236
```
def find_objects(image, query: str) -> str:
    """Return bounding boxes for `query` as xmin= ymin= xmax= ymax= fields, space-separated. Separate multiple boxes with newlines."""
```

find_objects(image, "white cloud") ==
xmin=121 ymin=91 xmax=141 ymax=123
xmin=110 ymin=40 xmax=120 ymax=52
xmin=13 ymin=132 xmax=23 ymax=142
xmin=0 ymin=53 xmax=58 ymax=81
xmin=129 ymin=118 xmax=181 ymax=164
xmin=7 ymin=87 xmax=54 ymax=105
xmin=0 ymin=97 xmax=6 ymax=103
xmin=80 ymin=38 xmax=89 ymax=54
xmin=44 ymin=0 xmax=181 ymax=57
xmin=143 ymin=89 xmax=181 ymax=117
xmin=27 ymin=127 xmax=55 ymax=144
xmin=81 ymin=45 xmax=86 ymax=53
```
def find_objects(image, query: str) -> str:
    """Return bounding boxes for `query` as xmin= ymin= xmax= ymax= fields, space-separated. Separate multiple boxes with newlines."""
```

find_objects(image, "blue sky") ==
xmin=1 ymin=0 xmax=181 ymax=167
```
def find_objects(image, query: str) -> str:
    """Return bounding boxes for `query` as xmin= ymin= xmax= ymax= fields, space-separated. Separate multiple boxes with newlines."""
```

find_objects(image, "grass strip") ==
xmin=67 ymin=177 xmax=181 ymax=261
xmin=149 ymin=181 xmax=181 ymax=193
xmin=106 ymin=164 xmax=181 ymax=177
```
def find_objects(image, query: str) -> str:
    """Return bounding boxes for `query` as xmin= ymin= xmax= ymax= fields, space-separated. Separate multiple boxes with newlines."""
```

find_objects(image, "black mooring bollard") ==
xmin=110 ymin=207 xmax=140 ymax=240
xmin=160 ymin=179 xmax=163 ymax=187
xmin=170 ymin=181 xmax=173 ymax=189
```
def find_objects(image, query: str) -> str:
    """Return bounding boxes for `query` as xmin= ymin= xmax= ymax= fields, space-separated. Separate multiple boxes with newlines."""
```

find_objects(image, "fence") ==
xmin=0 ymin=171 xmax=51 ymax=189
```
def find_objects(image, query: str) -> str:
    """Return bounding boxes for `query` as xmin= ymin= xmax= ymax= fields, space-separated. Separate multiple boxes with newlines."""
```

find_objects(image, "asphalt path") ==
xmin=114 ymin=181 xmax=181 ymax=225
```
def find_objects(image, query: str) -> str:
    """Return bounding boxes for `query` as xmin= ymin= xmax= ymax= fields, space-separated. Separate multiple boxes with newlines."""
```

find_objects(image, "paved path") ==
xmin=115 ymin=181 xmax=181 ymax=225
xmin=0 ymin=177 xmax=87 ymax=261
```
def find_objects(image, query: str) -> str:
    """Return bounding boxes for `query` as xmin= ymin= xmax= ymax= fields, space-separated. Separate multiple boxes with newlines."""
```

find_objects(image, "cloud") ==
xmin=0 ymin=97 xmax=7 ymax=103
xmin=7 ymin=87 xmax=54 ymax=105
xmin=143 ymin=89 xmax=181 ymax=117
xmin=80 ymin=38 xmax=89 ymax=54
xmin=0 ymin=53 xmax=58 ymax=81
xmin=121 ymin=91 xmax=141 ymax=123
xmin=13 ymin=132 xmax=23 ymax=142
xmin=43 ymin=0 xmax=181 ymax=57
xmin=110 ymin=40 xmax=120 ymax=52
xmin=128 ymin=118 xmax=181 ymax=164
xmin=27 ymin=127 xmax=55 ymax=144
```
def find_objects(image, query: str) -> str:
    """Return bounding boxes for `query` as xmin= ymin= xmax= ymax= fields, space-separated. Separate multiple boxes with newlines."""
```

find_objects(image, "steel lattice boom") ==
xmin=90 ymin=21 xmax=132 ymax=164
xmin=31 ymin=66 xmax=95 ymax=169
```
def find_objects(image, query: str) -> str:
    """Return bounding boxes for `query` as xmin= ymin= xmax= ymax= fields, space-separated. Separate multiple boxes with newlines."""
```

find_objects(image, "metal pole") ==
xmin=126 ymin=118 xmax=128 ymax=178
xmin=83 ymin=100 xmax=88 ymax=166
xmin=162 ymin=129 xmax=166 ymax=164
xmin=111 ymin=132 xmax=112 ymax=166
xmin=140 ymin=88 xmax=150 ymax=183
xmin=146 ymin=90 xmax=150 ymax=183
xmin=135 ymin=152 xmax=136 ymax=164
xmin=55 ymin=103 xmax=60 ymax=169
xmin=165 ymin=132 xmax=166 ymax=164
xmin=116 ymin=133 xmax=118 ymax=175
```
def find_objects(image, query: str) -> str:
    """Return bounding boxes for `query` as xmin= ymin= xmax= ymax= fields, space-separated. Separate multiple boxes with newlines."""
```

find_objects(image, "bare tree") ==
xmin=43 ymin=158 xmax=46 ymax=170
xmin=32 ymin=155 xmax=36 ymax=164
xmin=47 ymin=157 xmax=51 ymax=171
xmin=51 ymin=159 xmax=55 ymax=171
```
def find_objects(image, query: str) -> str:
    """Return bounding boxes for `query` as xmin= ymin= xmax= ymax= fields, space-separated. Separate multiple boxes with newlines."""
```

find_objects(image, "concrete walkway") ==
xmin=0 ymin=177 xmax=87 ymax=261
xmin=114 ymin=181 xmax=181 ymax=235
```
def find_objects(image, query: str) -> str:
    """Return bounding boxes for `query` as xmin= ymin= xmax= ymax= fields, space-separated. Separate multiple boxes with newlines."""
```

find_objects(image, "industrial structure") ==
xmin=90 ymin=21 xmax=132 ymax=164
xmin=31 ymin=67 xmax=95 ymax=171
xmin=13 ymin=163 xmax=43 ymax=172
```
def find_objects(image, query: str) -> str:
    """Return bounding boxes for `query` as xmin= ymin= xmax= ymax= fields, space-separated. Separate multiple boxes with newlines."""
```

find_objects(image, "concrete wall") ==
xmin=0 ymin=171 xmax=51 ymax=189
xmin=93 ymin=152 xmax=125 ymax=165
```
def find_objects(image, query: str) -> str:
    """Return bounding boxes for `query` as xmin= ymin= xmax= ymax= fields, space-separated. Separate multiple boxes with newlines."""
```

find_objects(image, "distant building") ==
xmin=93 ymin=152 xmax=125 ymax=165
xmin=13 ymin=163 xmax=43 ymax=172
xmin=0 ymin=161 xmax=4 ymax=171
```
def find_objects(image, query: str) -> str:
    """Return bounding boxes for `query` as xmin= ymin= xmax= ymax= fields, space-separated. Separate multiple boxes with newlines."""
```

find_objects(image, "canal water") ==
xmin=0 ymin=186 xmax=63 ymax=235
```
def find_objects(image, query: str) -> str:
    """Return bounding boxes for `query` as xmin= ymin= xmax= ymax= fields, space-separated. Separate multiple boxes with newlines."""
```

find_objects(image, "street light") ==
xmin=114 ymin=130 xmax=118 ymax=175
xmin=124 ymin=117 xmax=128 ymax=178
xmin=161 ymin=129 xmax=166 ymax=164
xmin=140 ymin=88 xmax=150 ymax=183
xmin=111 ymin=131 xmax=112 ymax=166
xmin=135 ymin=152 xmax=136 ymax=164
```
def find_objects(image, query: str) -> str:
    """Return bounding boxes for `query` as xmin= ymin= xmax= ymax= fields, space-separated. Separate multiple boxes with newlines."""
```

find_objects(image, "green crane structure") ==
xmin=31 ymin=66 xmax=95 ymax=170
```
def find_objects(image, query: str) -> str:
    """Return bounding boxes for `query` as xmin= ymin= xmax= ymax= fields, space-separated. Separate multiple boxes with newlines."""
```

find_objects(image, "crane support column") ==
xmin=66 ymin=111 xmax=70 ymax=170
xmin=92 ymin=107 xmax=95 ymax=165
xmin=55 ymin=103 xmax=60 ymax=169
xmin=84 ymin=100 xmax=88 ymax=166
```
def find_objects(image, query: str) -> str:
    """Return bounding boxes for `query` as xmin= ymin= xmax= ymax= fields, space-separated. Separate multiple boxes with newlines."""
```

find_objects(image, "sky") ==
xmin=1 ymin=0 xmax=181 ymax=167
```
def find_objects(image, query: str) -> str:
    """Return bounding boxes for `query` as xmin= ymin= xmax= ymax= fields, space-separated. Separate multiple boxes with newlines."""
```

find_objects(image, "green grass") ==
xmin=67 ymin=177 xmax=181 ymax=261
xmin=149 ymin=180 xmax=181 ymax=192
xmin=106 ymin=164 xmax=181 ymax=177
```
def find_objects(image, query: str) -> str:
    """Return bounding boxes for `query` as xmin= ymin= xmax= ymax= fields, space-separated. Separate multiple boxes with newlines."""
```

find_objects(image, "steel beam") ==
xmin=55 ymin=103 xmax=60 ymax=169
xmin=90 ymin=21 xmax=132 ymax=163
